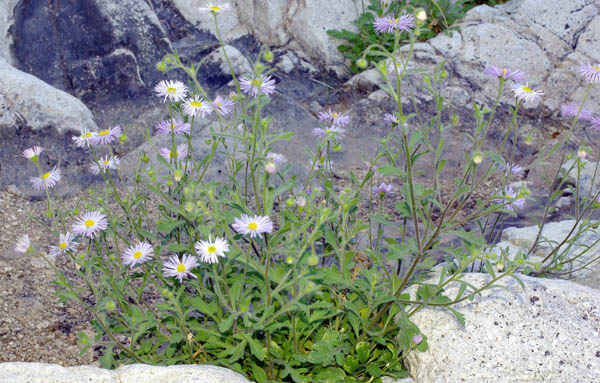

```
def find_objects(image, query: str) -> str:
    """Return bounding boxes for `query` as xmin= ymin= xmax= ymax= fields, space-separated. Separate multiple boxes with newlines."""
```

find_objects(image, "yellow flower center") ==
xmin=504 ymin=194 xmax=512 ymax=199
xmin=170 ymin=123 xmax=176 ymax=130
xmin=103 ymin=160 xmax=110 ymax=165
xmin=594 ymin=65 xmax=600 ymax=72
xmin=59 ymin=242 xmax=67 ymax=250
xmin=207 ymin=246 xmax=217 ymax=253
xmin=332 ymin=113 xmax=338 ymax=118
xmin=169 ymin=151 xmax=175 ymax=159
xmin=41 ymin=172 xmax=50 ymax=180
xmin=325 ymin=129 xmax=331 ymax=133
xmin=522 ymin=86 xmax=532 ymax=93
xmin=388 ymin=18 xmax=398 ymax=23
xmin=210 ymin=6 xmax=221 ymax=11
xmin=133 ymin=251 xmax=143 ymax=259
xmin=98 ymin=129 xmax=110 ymax=136
xmin=216 ymin=102 xmax=222 ymax=108
xmin=84 ymin=132 xmax=93 ymax=138
xmin=167 ymin=87 xmax=176 ymax=94
xmin=248 ymin=222 xmax=258 ymax=230
xmin=502 ymin=68 xmax=507 ymax=76
xmin=84 ymin=219 xmax=95 ymax=228
xmin=252 ymin=79 xmax=262 ymax=87
xmin=177 ymin=264 xmax=186 ymax=272
xmin=190 ymin=101 xmax=202 ymax=107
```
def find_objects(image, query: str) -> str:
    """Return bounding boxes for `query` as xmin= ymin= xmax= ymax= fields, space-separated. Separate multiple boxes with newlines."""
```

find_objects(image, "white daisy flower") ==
xmin=266 ymin=152 xmax=286 ymax=165
xmin=90 ymin=156 xmax=120 ymax=175
xmin=15 ymin=234 xmax=31 ymax=253
xmin=71 ymin=211 xmax=108 ymax=239
xmin=198 ymin=2 xmax=231 ymax=14
xmin=231 ymin=214 xmax=274 ymax=238
xmin=512 ymin=83 xmax=543 ymax=104
xmin=72 ymin=129 xmax=97 ymax=148
xmin=183 ymin=96 xmax=212 ymax=117
xmin=162 ymin=254 xmax=199 ymax=282
xmin=122 ymin=241 xmax=154 ymax=268
xmin=154 ymin=80 xmax=188 ymax=103
xmin=23 ymin=146 xmax=43 ymax=162
xmin=195 ymin=236 xmax=229 ymax=264
xmin=30 ymin=167 xmax=62 ymax=191
xmin=49 ymin=232 xmax=77 ymax=257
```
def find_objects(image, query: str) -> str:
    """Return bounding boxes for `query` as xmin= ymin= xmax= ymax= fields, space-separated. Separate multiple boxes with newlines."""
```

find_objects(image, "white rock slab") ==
xmin=0 ymin=58 xmax=97 ymax=134
xmin=406 ymin=273 xmax=600 ymax=383
xmin=0 ymin=363 xmax=250 ymax=383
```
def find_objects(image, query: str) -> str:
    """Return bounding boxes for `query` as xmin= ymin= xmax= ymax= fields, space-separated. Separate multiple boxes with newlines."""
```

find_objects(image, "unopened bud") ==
xmin=184 ymin=201 xmax=194 ymax=212
xmin=524 ymin=132 xmax=533 ymax=146
xmin=106 ymin=300 xmax=116 ymax=311
xmin=286 ymin=256 xmax=294 ymax=265
xmin=496 ymin=261 xmax=504 ymax=272
xmin=255 ymin=63 xmax=265 ymax=72
xmin=333 ymin=144 xmax=342 ymax=152
xmin=174 ymin=169 xmax=183 ymax=182
xmin=141 ymin=153 xmax=149 ymax=163
xmin=472 ymin=150 xmax=483 ymax=165
xmin=166 ymin=180 xmax=173 ymax=187
xmin=440 ymin=70 xmax=449 ymax=79
xmin=357 ymin=58 xmax=368 ymax=69
xmin=156 ymin=61 xmax=167 ymax=72
xmin=265 ymin=161 xmax=276 ymax=175
xmin=578 ymin=147 xmax=588 ymax=160
xmin=119 ymin=133 xmax=127 ymax=144
xmin=286 ymin=198 xmax=294 ymax=208
xmin=264 ymin=51 xmax=274 ymax=63
xmin=308 ymin=254 xmax=319 ymax=266
xmin=451 ymin=114 xmax=459 ymax=124
xmin=415 ymin=8 xmax=427 ymax=21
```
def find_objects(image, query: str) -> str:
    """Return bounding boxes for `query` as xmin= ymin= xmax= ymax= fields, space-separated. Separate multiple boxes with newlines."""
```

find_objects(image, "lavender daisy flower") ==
xmin=372 ymin=183 xmax=393 ymax=197
xmin=498 ymin=163 xmax=524 ymax=177
xmin=155 ymin=118 xmax=191 ymax=136
xmin=240 ymin=74 xmax=276 ymax=96
xmin=154 ymin=80 xmax=188 ymax=103
xmin=576 ymin=62 xmax=600 ymax=84
xmin=183 ymin=96 xmax=212 ymax=118
xmin=590 ymin=116 xmax=600 ymax=131
xmin=560 ymin=103 xmax=594 ymax=121
xmin=122 ymin=241 xmax=154 ymax=268
xmin=318 ymin=108 xmax=350 ymax=127
xmin=15 ymin=234 xmax=31 ymax=253
xmin=512 ymin=84 xmax=543 ymax=104
xmin=90 ymin=126 xmax=122 ymax=146
xmin=495 ymin=187 xmax=526 ymax=212
xmin=232 ymin=214 xmax=274 ymax=238
xmin=211 ymin=95 xmax=235 ymax=116
xmin=198 ymin=2 xmax=231 ymax=14
xmin=72 ymin=129 xmax=97 ymax=148
xmin=373 ymin=14 xmax=415 ymax=34
xmin=71 ymin=211 xmax=108 ymax=238
xmin=312 ymin=126 xmax=345 ymax=139
xmin=30 ymin=166 xmax=61 ymax=190
xmin=264 ymin=152 xmax=287 ymax=175
xmin=49 ymin=232 xmax=77 ymax=258
xmin=159 ymin=144 xmax=189 ymax=162
xmin=162 ymin=254 xmax=199 ymax=282
xmin=23 ymin=146 xmax=43 ymax=162
xmin=384 ymin=113 xmax=399 ymax=125
xmin=483 ymin=65 xmax=525 ymax=82
xmin=90 ymin=156 xmax=120 ymax=175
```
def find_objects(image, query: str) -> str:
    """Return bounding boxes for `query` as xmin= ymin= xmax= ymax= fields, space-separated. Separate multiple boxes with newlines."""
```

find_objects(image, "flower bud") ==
xmin=440 ymin=70 xmax=449 ymax=79
xmin=255 ymin=63 xmax=265 ymax=72
xmin=496 ymin=261 xmax=505 ymax=272
xmin=73 ymin=208 xmax=79 ymax=215
xmin=415 ymin=8 xmax=427 ymax=21
xmin=451 ymin=114 xmax=459 ymax=124
xmin=411 ymin=334 xmax=423 ymax=345
xmin=333 ymin=144 xmax=342 ymax=152
xmin=119 ymin=133 xmax=127 ymax=144
xmin=205 ymin=138 xmax=211 ymax=145
xmin=578 ymin=147 xmax=588 ymax=160
xmin=264 ymin=51 xmax=274 ymax=63
xmin=357 ymin=58 xmax=368 ymax=69
xmin=265 ymin=161 xmax=276 ymax=175
xmin=174 ymin=169 xmax=183 ymax=182
xmin=147 ymin=169 xmax=154 ymax=177
xmin=156 ymin=61 xmax=167 ymax=72
xmin=166 ymin=180 xmax=173 ymax=187
xmin=472 ymin=150 xmax=483 ymax=165
xmin=141 ymin=153 xmax=149 ymax=163
xmin=524 ymin=132 xmax=533 ymax=146
xmin=106 ymin=300 xmax=116 ymax=311
xmin=286 ymin=198 xmax=295 ymax=208
xmin=184 ymin=201 xmax=194 ymax=213
xmin=308 ymin=254 xmax=319 ymax=266
xmin=286 ymin=256 xmax=294 ymax=265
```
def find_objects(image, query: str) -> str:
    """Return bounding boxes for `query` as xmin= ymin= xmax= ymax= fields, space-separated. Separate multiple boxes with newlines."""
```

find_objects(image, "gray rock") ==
xmin=0 ymin=0 xmax=18 ymax=62
xmin=405 ymin=273 xmax=600 ymax=383
xmin=173 ymin=0 xmax=248 ymax=42
xmin=0 ymin=363 xmax=250 ymax=383
xmin=0 ymin=58 xmax=96 ymax=134
xmin=561 ymin=158 xmax=600 ymax=197
xmin=12 ymin=0 xmax=171 ymax=102
xmin=500 ymin=220 xmax=600 ymax=284
xmin=202 ymin=45 xmax=252 ymax=78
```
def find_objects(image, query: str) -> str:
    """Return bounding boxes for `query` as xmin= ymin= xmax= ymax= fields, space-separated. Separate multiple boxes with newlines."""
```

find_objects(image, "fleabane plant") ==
xmin=17 ymin=3 xmax=600 ymax=383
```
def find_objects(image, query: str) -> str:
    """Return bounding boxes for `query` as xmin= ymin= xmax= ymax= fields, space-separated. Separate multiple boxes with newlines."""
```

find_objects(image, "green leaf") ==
xmin=219 ymin=315 xmax=235 ymax=333
xmin=238 ymin=333 xmax=265 ymax=361
xmin=252 ymin=364 xmax=268 ymax=383
xmin=156 ymin=220 xmax=181 ymax=235
xmin=314 ymin=367 xmax=345 ymax=382
xmin=166 ymin=243 xmax=189 ymax=252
